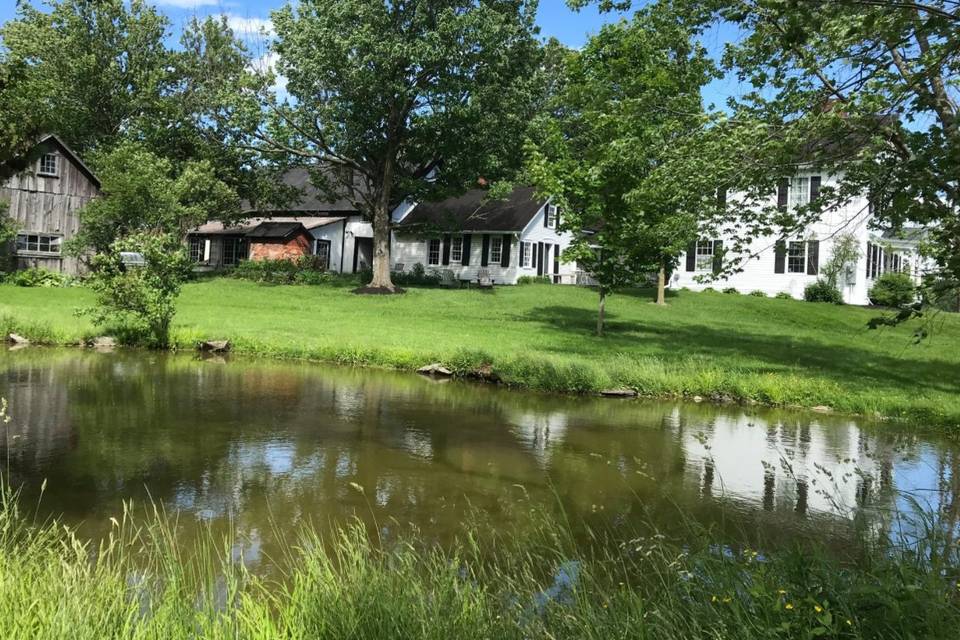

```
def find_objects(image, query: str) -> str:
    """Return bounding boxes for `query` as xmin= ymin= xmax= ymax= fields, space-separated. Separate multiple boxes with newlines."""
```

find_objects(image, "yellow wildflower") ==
xmin=846 ymin=620 xmax=853 ymax=626
xmin=814 ymin=605 xmax=823 ymax=613
xmin=777 ymin=589 xmax=787 ymax=595
xmin=711 ymin=595 xmax=718 ymax=603
xmin=785 ymin=603 xmax=794 ymax=610
xmin=722 ymin=597 xmax=732 ymax=604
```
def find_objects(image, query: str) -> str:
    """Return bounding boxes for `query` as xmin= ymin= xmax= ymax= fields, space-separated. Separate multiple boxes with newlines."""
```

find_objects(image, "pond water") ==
xmin=1 ymin=348 xmax=957 ymax=571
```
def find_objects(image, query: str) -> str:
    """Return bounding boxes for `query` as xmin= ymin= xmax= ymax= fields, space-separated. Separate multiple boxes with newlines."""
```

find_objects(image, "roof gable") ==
xmin=397 ymin=186 xmax=547 ymax=232
xmin=37 ymin=134 xmax=101 ymax=189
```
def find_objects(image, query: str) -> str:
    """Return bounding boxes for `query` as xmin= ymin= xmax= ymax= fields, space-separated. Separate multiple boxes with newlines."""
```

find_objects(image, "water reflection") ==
xmin=0 ymin=349 xmax=956 ymax=571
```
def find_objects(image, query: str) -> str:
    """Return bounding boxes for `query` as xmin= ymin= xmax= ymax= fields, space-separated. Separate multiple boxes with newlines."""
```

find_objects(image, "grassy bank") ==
xmin=2 ymin=279 xmax=960 ymax=426
xmin=2 ymin=487 xmax=958 ymax=640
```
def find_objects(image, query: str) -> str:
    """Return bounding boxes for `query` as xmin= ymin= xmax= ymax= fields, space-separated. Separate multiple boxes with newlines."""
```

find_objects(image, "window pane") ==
xmin=428 ymin=239 xmax=441 ymax=265
xmin=39 ymin=154 xmax=58 ymax=175
xmin=787 ymin=241 xmax=806 ymax=273
xmin=450 ymin=236 xmax=462 ymax=262
xmin=695 ymin=239 xmax=714 ymax=271
xmin=490 ymin=237 xmax=502 ymax=263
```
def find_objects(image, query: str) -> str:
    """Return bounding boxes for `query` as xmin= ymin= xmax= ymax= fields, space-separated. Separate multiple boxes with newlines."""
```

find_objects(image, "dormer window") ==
xmin=38 ymin=153 xmax=58 ymax=176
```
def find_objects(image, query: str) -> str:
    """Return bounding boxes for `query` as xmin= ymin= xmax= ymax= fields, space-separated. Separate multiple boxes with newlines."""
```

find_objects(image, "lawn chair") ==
xmin=439 ymin=269 xmax=459 ymax=288
xmin=477 ymin=268 xmax=494 ymax=289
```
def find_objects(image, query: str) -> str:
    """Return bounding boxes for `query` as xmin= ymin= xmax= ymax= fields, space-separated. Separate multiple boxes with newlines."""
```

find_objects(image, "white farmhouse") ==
xmin=391 ymin=186 xmax=578 ymax=285
xmin=671 ymin=169 xmax=929 ymax=305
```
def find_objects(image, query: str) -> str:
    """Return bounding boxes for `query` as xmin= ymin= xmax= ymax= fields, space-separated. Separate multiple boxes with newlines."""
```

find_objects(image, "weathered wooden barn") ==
xmin=1 ymin=135 xmax=100 ymax=275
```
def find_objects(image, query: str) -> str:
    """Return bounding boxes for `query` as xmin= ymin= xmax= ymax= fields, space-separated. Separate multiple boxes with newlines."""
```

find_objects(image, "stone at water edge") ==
xmin=6 ymin=333 xmax=29 ymax=345
xmin=89 ymin=336 xmax=117 ymax=349
xmin=417 ymin=363 xmax=453 ymax=377
xmin=600 ymin=389 xmax=638 ymax=398
xmin=811 ymin=405 xmax=833 ymax=413
xmin=199 ymin=340 xmax=231 ymax=353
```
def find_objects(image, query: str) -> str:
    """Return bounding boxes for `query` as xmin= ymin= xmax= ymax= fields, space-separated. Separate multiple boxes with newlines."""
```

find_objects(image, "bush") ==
xmin=723 ymin=287 xmax=739 ymax=294
xmin=231 ymin=256 xmax=332 ymax=285
xmin=749 ymin=290 xmax=767 ymax=297
xmin=10 ymin=268 xmax=72 ymax=288
xmin=392 ymin=262 xmax=441 ymax=287
xmin=517 ymin=275 xmax=551 ymax=285
xmin=804 ymin=280 xmax=844 ymax=304
xmin=869 ymin=272 xmax=917 ymax=307
xmin=775 ymin=292 xmax=793 ymax=300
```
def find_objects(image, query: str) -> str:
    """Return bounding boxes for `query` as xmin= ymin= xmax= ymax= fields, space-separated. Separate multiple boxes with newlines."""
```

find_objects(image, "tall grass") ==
xmin=1 ymin=480 xmax=958 ymax=639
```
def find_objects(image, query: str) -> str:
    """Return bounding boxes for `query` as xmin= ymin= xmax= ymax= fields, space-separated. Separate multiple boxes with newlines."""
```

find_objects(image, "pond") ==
xmin=1 ymin=348 xmax=957 ymax=572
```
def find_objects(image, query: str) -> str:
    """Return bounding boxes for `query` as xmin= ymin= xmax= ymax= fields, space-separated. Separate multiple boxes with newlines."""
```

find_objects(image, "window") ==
xmin=521 ymin=241 xmax=532 ymax=268
xmin=787 ymin=241 xmax=806 ymax=273
xmin=15 ymin=233 xmax=61 ymax=255
xmin=314 ymin=239 xmax=331 ymax=269
xmin=489 ymin=235 xmax=503 ymax=264
xmin=189 ymin=236 xmax=205 ymax=263
xmin=38 ymin=153 xmax=58 ymax=176
xmin=695 ymin=239 xmax=716 ymax=272
xmin=427 ymin=238 xmax=441 ymax=265
xmin=222 ymin=237 xmax=247 ymax=267
xmin=546 ymin=205 xmax=558 ymax=229
xmin=447 ymin=235 xmax=463 ymax=263
xmin=789 ymin=177 xmax=809 ymax=209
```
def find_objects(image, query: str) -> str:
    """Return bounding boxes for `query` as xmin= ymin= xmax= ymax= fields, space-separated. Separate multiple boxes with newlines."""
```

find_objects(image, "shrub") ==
xmin=392 ymin=262 xmax=441 ymax=287
xmin=804 ymin=280 xmax=843 ymax=304
xmin=231 ymin=256 xmax=331 ymax=285
xmin=775 ymin=292 xmax=793 ymax=300
xmin=701 ymin=287 xmax=716 ymax=293
xmin=869 ymin=272 xmax=917 ymax=307
xmin=10 ymin=268 xmax=72 ymax=288
xmin=749 ymin=290 xmax=767 ymax=297
xmin=517 ymin=275 xmax=551 ymax=285
xmin=723 ymin=287 xmax=739 ymax=294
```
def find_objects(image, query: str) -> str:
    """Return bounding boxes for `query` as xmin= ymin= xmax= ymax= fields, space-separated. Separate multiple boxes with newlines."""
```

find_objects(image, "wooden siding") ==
xmin=1 ymin=143 xmax=99 ymax=275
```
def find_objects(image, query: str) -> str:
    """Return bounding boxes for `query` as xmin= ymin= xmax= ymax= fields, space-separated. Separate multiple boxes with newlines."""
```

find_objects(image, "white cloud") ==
xmin=225 ymin=15 xmax=275 ymax=38
xmin=251 ymin=51 xmax=288 ymax=95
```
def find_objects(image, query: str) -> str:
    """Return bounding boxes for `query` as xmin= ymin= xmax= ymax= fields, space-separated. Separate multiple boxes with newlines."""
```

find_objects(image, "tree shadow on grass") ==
xmin=523 ymin=305 xmax=960 ymax=396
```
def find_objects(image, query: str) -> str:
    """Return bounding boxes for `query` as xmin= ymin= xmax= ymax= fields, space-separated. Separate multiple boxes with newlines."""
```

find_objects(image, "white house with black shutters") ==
xmin=670 ymin=169 xmax=928 ymax=305
xmin=391 ymin=186 xmax=578 ymax=285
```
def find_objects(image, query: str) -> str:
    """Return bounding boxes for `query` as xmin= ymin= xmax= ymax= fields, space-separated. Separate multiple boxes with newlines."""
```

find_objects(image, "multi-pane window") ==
xmin=15 ymin=233 xmax=61 ymax=255
xmin=189 ymin=237 xmax=205 ymax=263
xmin=546 ymin=205 xmax=558 ymax=229
xmin=489 ymin=236 xmax=503 ymax=264
xmin=450 ymin=235 xmax=463 ymax=263
xmin=314 ymin=239 xmax=331 ymax=269
xmin=521 ymin=242 xmax=532 ymax=268
xmin=787 ymin=241 xmax=806 ymax=273
xmin=695 ymin=239 xmax=716 ymax=271
xmin=222 ymin=237 xmax=247 ymax=267
xmin=427 ymin=238 xmax=441 ymax=265
xmin=38 ymin=153 xmax=58 ymax=176
xmin=789 ymin=177 xmax=809 ymax=209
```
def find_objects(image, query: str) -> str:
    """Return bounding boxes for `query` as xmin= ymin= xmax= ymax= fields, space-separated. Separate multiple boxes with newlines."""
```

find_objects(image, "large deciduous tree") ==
xmin=526 ymin=10 xmax=717 ymax=334
xmin=218 ymin=0 xmax=542 ymax=293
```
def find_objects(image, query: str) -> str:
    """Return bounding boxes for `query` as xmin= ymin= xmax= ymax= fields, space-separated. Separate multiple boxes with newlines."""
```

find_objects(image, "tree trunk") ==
xmin=361 ymin=157 xmax=398 ymax=293
xmin=596 ymin=287 xmax=606 ymax=337
xmin=655 ymin=262 xmax=667 ymax=305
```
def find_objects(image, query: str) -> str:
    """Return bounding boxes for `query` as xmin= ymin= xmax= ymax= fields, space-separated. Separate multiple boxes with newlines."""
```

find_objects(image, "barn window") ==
xmin=38 ymin=153 xmax=58 ymax=176
xmin=787 ymin=241 xmax=807 ymax=273
xmin=188 ymin=237 xmax=205 ymax=263
xmin=427 ymin=238 xmax=441 ymax=265
xmin=15 ymin=233 xmax=61 ymax=255
xmin=449 ymin=235 xmax=463 ymax=263
xmin=489 ymin=235 xmax=503 ymax=264
xmin=222 ymin=237 xmax=248 ymax=267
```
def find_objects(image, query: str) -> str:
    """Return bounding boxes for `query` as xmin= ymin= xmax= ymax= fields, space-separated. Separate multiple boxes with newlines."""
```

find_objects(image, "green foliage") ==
xmin=70 ymin=142 xmax=237 ymax=255
xmin=804 ymin=281 xmax=844 ymax=305
xmin=869 ymin=272 xmax=918 ymax=308
xmin=775 ymin=292 xmax=793 ymax=300
xmin=821 ymin=234 xmax=862 ymax=289
xmin=392 ymin=263 xmax=442 ymax=287
xmin=517 ymin=275 xmax=551 ymax=285
xmin=9 ymin=268 xmax=72 ymax=288
xmin=0 ymin=202 xmax=15 ymax=272
xmin=83 ymin=233 xmax=191 ymax=348
xmin=231 ymin=257 xmax=336 ymax=286
xmin=0 ymin=484 xmax=958 ymax=639
xmin=722 ymin=287 xmax=739 ymax=295
xmin=749 ymin=290 xmax=766 ymax=297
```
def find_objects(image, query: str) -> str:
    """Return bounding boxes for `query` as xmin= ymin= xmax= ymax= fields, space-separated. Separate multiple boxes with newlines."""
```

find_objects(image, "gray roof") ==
xmin=243 ymin=167 xmax=363 ymax=214
xmin=397 ymin=186 xmax=547 ymax=232
xmin=245 ymin=221 xmax=308 ymax=240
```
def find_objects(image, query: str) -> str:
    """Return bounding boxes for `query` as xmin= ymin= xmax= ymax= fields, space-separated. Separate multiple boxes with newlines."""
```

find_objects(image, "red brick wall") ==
xmin=249 ymin=233 xmax=312 ymax=261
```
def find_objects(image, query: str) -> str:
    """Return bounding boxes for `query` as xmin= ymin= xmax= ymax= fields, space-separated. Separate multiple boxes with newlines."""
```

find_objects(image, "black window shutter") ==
xmin=555 ymin=207 xmax=560 ymax=229
xmin=441 ymin=234 xmax=451 ymax=265
xmin=806 ymin=240 xmax=820 ymax=275
xmin=712 ymin=240 xmax=723 ymax=275
xmin=810 ymin=176 xmax=821 ymax=202
xmin=685 ymin=241 xmax=696 ymax=272
xmin=717 ymin=187 xmax=727 ymax=208
xmin=501 ymin=234 xmax=511 ymax=267
xmin=481 ymin=234 xmax=490 ymax=267
xmin=531 ymin=242 xmax=537 ymax=267
xmin=777 ymin=179 xmax=789 ymax=211
xmin=461 ymin=234 xmax=472 ymax=266
xmin=774 ymin=240 xmax=787 ymax=273
xmin=543 ymin=205 xmax=549 ymax=228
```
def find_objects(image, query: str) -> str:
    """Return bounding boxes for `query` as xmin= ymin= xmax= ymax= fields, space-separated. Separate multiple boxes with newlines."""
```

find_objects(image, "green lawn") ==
xmin=3 ymin=279 xmax=960 ymax=426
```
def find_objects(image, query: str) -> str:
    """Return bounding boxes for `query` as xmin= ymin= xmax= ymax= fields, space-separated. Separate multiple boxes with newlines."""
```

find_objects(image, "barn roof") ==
xmin=242 ymin=166 xmax=364 ymax=214
xmin=396 ymin=186 xmax=548 ymax=232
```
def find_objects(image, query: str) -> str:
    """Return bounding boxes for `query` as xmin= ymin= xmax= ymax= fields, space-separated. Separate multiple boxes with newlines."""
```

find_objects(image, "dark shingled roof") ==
xmin=246 ymin=221 xmax=308 ymax=240
xmin=243 ymin=166 xmax=364 ymax=214
xmin=397 ymin=186 xmax=547 ymax=232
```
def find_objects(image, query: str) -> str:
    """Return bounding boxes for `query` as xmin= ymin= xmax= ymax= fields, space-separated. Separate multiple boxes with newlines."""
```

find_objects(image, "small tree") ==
xmin=84 ymin=233 xmax=191 ymax=348
xmin=821 ymin=234 xmax=862 ymax=290
xmin=0 ymin=201 xmax=16 ymax=273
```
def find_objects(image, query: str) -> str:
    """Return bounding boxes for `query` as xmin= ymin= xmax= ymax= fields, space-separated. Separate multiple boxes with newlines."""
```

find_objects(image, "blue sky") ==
xmin=0 ymin=0 xmax=748 ymax=108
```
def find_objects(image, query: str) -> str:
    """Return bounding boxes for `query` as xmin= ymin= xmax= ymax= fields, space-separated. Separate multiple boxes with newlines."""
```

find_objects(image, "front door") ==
xmin=353 ymin=237 xmax=374 ymax=273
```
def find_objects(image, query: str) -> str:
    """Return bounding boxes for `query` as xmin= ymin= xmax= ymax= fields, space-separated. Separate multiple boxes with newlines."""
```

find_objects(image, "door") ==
xmin=353 ymin=237 xmax=374 ymax=273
